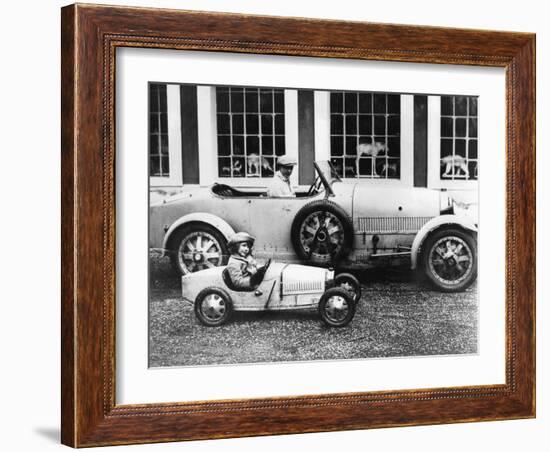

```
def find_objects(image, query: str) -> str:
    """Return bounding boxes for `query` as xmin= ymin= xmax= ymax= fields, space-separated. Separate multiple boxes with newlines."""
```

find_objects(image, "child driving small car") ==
xmin=226 ymin=232 xmax=270 ymax=290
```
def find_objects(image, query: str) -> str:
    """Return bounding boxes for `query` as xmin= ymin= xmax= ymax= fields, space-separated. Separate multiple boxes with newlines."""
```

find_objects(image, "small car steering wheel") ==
xmin=307 ymin=177 xmax=323 ymax=196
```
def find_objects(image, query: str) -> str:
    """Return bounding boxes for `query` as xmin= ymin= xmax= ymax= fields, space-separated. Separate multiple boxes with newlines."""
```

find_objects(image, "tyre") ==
xmin=291 ymin=200 xmax=354 ymax=266
xmin=420 ymin=228 xmax=477 ymax=292
xmin=194 ymin=287 xmax=233 ymax=326
xmin=168 ymin=223 xmax=228 ymax=275
xmin=318 ymin=287 xmax=356 ymax=327
xmin=334 ymin=273 xmax=362 ymax=303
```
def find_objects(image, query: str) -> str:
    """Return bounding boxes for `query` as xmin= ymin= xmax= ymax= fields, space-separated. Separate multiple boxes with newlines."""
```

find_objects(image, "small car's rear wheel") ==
xmin=318 ymin=287 xmax=356 ymax=327
xmin=421 ymin=228 xmax=477 ymax=292
xmin=334 ymin=273 xmax=362 ymax=303
xmin=169 ymin=224 xmax=228 ymax=275
xmin=194 ymin=287 xmax=233 ymax=326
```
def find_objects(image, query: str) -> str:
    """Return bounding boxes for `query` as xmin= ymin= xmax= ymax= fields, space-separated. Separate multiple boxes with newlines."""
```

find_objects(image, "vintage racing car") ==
xmin=151 ymin=161 xmax=478 ymax=292
xmin=181 ymin=261 xmax=361 ymax=327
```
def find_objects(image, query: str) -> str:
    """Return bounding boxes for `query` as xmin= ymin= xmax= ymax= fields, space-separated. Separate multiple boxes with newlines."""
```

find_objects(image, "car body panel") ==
xmin=181 ymin=263 xmax=332 ymax=311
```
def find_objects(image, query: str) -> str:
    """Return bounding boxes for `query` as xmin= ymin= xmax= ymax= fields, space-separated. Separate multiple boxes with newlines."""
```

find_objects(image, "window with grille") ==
xmin=440 ymin=95 xmax=478 ymax=180
xmin=149 ymin=84 xmax=169 ymax=177
xmin=330 ymin=91 xmax=400 ymax=179
xmin=216 ymin=87 xmax=285 ymax=178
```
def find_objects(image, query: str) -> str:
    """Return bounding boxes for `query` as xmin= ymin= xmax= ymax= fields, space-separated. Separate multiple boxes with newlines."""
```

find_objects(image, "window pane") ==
xmin=275 ymin=136 xmax=286 ymax=156
xmin=441 ymin=96 xmax=453 ymax=116
xmin=217 ymin=114 xmax=230 ymax=134
xmin=469 ymin=97 xmax=478 ymax=116
xmin=261 ymin=136 xmax=273 ymax=155
xmin=455 ymin=139 xmax=466 ymax=157
xmin=387 ymin=95 xmax=400 ymax=114
xmin=388 ymin=115 xmax=400 ymax=136
xmin=161 ymin=156 xmax=170 ymax=175
xmin=274 ymin=114 xmax=285 ymax=134
xmin=455 ymin=96 xmax=467 ymax=116
xmin=331 ymin=114 xmax=343 ymax=135
xmin=261 ymin=115 xmax=273 ymax=134
xmin=374 ymin=115 xmax=386 ymax=135
xmin=359 ymin=93 xmax=372 ymax=113
xmin=261 ymin=157 xmax=275 ymax=177
xmin=245 ymin=89 xmax=258 ymax=112
xmin=217 ymin=136 xmax=231 ymax=156
xmin=246 ymin=136 xmax=259 ymax=155
xmin=150 ymin=85 xmax=160 ymax=112
xmin=373 ymin=94 xmax=386 ymax=113
xmin=344 ymin=92 xmax=357 ymax=113
xmin=161 ymin=135 xmax=169 ymax=154
xmin=330 ymin=92 xmax=343 ymax=113
xmin=469 ymin=118 xmax=478 ymax=137
xmin=233 ymin=156 xmax=245 ymax=177
xmin=345 ymin=158 xmax=356 ymax=178
xmin=232 ymin=114 xmax=244 ymax=134
xmin=468 ymin=161 xmax=478 ymax=180
xmin=345 ymin=115 xmax=357 ymax=135
xmin=331 ymin=136 xmax=344 ymax=156
xmin=150 ymin=157 xmax=160 ymax=177
xmin=218 ymin=157 xmax=231 ymax=177
xmin=455 ymin=118 xmax=467 ymax=137
xmin=230 ymin=89 xmax=244 ymax=113
xmin=260 ymin=90 xmax=273 ymax=112
xmin=387 ymin=137 xmax=400 ymax=158
xmin=468 ymin=140 xmax=478 ymax=159
xmin=159 ymin=86 xmax=167 ymax=111
xmin=274 ymin=91 xmax=285 ymax=113
xmin=358 ymin=115 xmax=372 ymax=135
xmin=233 ymin=136 xmax=244 ymax=155
xmin=441 ymin=139 xmax=453 ymax=157
xmin=216 ymin=89 xmax=230 ymax=112
xmin=160 ymin=112 xmax=168 ymax=134
xmin=358 ymin=158 xmax=373 ymax=177
xmin=331 ymin=158 xmax=344 ymax=177
xmin=245 ymin=114 xmax=259 ymax=134
xmin=346 ymin=136 xmax=358 ymax=156
xmin=149 ymin=113 xmax=159 ymax=134
xmin=441 ymin=117 xmax=453 ymax=137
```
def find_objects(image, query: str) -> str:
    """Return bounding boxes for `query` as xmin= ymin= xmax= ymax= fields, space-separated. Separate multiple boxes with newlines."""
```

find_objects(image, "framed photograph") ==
xmin=61 ymin=4 xmax=535 ymax=447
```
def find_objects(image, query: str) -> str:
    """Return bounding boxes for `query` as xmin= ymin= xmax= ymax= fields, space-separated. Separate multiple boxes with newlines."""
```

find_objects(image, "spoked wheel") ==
xmin=318 ymin=287 xmax=356 ymax=327
xmin=291 ymin=201 xmax=354 ymax=266
xmin=194 ymin=287 xmax=233 ymax=326
xmin=169 ymin=225 xmax=228 ymax=275
xmin=334 ymin=273 xmax=362 ymax=303
xmin=422 ymin=228 xmax=477 ymax=292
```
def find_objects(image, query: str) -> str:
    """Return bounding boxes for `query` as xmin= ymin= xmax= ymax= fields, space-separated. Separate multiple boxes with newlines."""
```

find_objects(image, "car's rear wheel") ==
xmin=291 ymin=200 xmax=354 ymax=266
xmin=318 ymin=287 xmax=356 ymax=327
xmin=169 ymin=224 xmax=228 ymax=275
xmin=334 ymin=273 xmax=362 ymax=303
xmin=421 ymin=228 xmax=477 ymax=292
xmin=194 ymin=287 xmax=233 ymax=326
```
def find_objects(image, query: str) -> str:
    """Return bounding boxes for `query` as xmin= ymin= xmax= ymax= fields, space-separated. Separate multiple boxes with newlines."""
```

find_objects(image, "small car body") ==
xmin=151 ymin=161 xmax=478 ymax=292
xmin=181 ymin=262 xmax=361 ymax=327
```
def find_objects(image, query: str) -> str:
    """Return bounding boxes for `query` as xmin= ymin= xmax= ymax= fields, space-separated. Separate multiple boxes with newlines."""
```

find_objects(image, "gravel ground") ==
xmin=149 ymin=257 xmax=478 ymax=367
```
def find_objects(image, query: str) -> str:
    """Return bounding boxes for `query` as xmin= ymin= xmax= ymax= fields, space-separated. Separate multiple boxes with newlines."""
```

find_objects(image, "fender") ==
xmin=162 ymin=212 xmax=236 ymax=255
xmin=410 ymin=214 xmax=478 ymax=269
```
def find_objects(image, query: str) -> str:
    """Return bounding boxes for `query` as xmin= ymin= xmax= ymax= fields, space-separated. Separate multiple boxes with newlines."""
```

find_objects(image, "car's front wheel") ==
xmin=318 ymin=287 xmax=356 ymax=327
xmin=169 ymin=224 xmax=228 ymax=275
xmin=421 ymin=228 xmax=477 ymax=292
xmin=334 ymin=273 xmax=362 ymax=303
xmin=194 ymin=287 xmax=233 ymax=326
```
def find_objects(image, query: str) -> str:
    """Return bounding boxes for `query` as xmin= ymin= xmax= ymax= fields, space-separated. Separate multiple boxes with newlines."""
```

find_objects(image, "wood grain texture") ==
xmin=60 ymin=3 xmax=536 ymax=447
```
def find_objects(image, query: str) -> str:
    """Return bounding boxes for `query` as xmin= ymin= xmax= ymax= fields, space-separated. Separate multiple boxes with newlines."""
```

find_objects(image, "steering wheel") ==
xmin=306 ymin=177 xmax=323 ymax=196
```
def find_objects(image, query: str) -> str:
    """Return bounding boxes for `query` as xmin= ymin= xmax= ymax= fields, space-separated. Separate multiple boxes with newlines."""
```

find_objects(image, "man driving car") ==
xmin=267 ymin=155 xmax=297 ymax=197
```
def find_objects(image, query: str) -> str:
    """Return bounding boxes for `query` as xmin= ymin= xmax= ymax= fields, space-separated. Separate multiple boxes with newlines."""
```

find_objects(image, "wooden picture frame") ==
xmin=61 ymin=3 xmax=535 ymax=447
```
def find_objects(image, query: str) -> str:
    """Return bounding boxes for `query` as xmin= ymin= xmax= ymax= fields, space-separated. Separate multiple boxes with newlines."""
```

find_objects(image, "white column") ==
xmin=427 ymin=95 xmax=441 ymax=189
xmin=284 ymin=89 xmax=299 ymax=187
xmin=314 ymin=91 xmax=331 ymax=161
xmin=166 ymin=84 xmax=183 ymax=186
xmin=400 ymin=94 xmax=414 ymax=187
xmin=197 ymin=86 xmax=218 ymax=186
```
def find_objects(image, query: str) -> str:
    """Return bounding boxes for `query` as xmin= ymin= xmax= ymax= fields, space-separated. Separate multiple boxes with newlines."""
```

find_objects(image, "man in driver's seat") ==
xmin=226 ymin=232 xmax=270 ymax=291
xmin=267 ymin=155 xmax=297 ymax=197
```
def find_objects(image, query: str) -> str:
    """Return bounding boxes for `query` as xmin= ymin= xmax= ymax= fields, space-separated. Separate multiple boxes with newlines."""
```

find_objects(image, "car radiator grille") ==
xmin=356 ymin=217 xmax=434 ymax=233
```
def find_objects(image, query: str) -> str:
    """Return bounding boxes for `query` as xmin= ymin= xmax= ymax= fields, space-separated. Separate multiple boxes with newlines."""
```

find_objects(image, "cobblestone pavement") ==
xmin=148 ymin=257 xmax=477 ymax=367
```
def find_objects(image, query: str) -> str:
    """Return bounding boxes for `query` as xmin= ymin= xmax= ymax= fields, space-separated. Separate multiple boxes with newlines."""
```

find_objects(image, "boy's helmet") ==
xmin=228 ymin=232 xmax=255 ymax=249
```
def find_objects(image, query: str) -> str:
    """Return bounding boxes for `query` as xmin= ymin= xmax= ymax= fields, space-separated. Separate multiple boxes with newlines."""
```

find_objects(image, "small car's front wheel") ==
xmin=334 ymin=273 xmax=362 ymax=303
xmin=421 ymin=228 xmax=477 ymax=292
xmin=194 ymin=287 xmax=233 ymax=326
xmin=318 ymin=287 xmax=356 ymax=327
xmin=169 ymin=224 xmax=228 ymax=275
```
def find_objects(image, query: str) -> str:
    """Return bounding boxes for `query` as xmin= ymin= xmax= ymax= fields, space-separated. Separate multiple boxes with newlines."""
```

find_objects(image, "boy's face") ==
xmin=280 ymin=165 xmax=294 ymax=178
xmin=237 ymin=242 xmax=250 ymax=257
